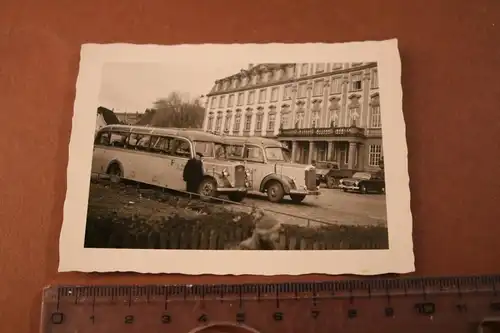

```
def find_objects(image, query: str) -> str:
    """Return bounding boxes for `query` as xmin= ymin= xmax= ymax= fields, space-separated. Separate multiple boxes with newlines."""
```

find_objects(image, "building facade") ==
xmin=203 ymin=63 xmax=383 ymax=172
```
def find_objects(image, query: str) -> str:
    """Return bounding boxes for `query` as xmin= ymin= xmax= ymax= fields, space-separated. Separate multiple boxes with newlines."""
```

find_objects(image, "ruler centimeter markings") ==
xmin=41 ymin=275 xmax=500 ymax=333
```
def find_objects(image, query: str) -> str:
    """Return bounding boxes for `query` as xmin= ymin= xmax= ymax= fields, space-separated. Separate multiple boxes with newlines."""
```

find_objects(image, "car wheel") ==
xmin=228 ymin=192 xmax=246 ymax=202
xmin=360 ymin=184 xmax=368 ymax=194
xmin=198 ymin=178 xmax=218 ymax=201
xmin=266 ymin=180 xmax=285 ymax=203
xmin=326 ymin=176 xmax=337 ymax=189
xmin=290 ymin=194 xmax=306 ymax=203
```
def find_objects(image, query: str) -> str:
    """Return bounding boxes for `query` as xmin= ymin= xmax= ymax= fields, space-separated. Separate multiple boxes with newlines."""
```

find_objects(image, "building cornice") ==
xmin=206 ymin=62 xmax=377 ymax=97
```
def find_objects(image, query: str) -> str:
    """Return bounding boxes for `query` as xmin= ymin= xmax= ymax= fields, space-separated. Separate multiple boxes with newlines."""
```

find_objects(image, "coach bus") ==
xmin=92 ymin=125 xmax=248 ymax=202
xmin=218 ymin=136 xmax=320 ymax=203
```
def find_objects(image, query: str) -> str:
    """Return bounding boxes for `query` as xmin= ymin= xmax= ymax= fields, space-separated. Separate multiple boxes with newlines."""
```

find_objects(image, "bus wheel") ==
xmin=228 ymin=192 xmax=245 ymax=202
xmin=107 ymin=163 xmax=122 ymax=183
xmin=266 ymin=180 xmax=284 ymax=203
xmin=198 ymin=178 xmax=218 ymax=201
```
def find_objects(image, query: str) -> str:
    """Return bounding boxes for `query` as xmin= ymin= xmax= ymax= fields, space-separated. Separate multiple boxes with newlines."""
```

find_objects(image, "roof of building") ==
xmin=99 ymin=124 xmax=225 ymax=143
xmin=216 ymin=63 xmax=292 ymax=83
xmin=97 ymin=107 xmax=120 ymax=125
xmin=220 ymin=135 xmax=283 ymax=147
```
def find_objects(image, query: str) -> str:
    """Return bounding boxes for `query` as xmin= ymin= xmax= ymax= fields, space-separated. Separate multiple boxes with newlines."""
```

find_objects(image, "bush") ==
xmin=84 ymin=207 xmax=388 ymax=250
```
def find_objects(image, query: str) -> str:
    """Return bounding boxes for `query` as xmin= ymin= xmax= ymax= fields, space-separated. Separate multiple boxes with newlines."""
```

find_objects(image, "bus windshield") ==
xmin=265 ymin=146 xmax=291 ymax=162
xmin=193 ymin=141 xmax=215 ymax=158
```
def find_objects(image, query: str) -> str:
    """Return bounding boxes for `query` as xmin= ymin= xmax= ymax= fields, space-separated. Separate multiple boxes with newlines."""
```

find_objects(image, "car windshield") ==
xmin=221 ymin=144 xmax=244 ymax=160
xmin=265 ymin=147 xmax=291 ymax=162
xmin=193 ymin=141 xmax=215 ymax=158
xmin=352 ymin=172 xmax=372 ymax=180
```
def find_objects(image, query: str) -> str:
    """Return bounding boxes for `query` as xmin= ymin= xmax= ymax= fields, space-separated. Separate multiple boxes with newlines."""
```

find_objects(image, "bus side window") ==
xmin=95 ymin=131 xmax=110 ymax=146
xmin=150 ymin=136 xmax=170 ymax=154
xmin=110 ymin=132 xmax=128 ymax=147
xmin=171 ymin=138 xmax=191 ymax=158
xmin=127 ymin=133 xmax=151 ymax=151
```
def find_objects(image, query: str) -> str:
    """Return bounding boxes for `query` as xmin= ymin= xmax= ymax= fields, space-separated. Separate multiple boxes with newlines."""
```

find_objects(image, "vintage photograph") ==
xmin=59 ymin=41 xmax=414 ymax=275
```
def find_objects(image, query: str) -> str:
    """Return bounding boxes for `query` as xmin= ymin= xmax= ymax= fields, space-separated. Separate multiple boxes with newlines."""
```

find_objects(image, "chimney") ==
xmin=248 ymin=63 xmax=253 ymax=70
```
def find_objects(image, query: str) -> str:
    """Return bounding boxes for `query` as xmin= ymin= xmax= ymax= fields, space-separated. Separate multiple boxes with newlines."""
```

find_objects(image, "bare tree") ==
xmin=145 ymin=92 xmax=205 ymax=128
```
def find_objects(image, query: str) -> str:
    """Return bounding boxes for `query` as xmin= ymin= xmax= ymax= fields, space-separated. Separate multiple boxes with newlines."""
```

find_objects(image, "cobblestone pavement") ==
xmin=236 ymin=186 xmax=387 ymax=227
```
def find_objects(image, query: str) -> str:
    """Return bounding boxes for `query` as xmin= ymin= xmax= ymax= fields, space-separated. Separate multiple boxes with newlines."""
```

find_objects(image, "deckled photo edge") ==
xmin=58 ymin=39 xmax=414 ymax=275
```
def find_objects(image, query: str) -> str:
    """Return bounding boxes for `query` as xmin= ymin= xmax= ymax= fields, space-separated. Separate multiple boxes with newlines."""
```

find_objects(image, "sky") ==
xmin=98 ymin=62 xmax=250 ymax=113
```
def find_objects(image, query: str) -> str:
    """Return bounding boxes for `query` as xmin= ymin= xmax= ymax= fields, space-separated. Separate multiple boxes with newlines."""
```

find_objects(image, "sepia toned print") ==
xmin=59 ymin=41 xmax=413 ymax=275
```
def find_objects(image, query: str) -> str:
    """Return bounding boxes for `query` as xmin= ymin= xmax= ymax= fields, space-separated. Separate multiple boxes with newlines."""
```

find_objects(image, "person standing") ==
xmin=183 ymin=152 xmax=204 ymax=197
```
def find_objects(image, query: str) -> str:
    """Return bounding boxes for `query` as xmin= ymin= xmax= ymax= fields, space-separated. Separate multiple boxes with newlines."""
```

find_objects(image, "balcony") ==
xmin=278 ymin=126 xmax=365 ymax=138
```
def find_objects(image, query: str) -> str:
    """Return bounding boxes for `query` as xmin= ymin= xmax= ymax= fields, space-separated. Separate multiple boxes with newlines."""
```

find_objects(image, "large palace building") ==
xmin=202 ymin=63 xmax=383 ymax=171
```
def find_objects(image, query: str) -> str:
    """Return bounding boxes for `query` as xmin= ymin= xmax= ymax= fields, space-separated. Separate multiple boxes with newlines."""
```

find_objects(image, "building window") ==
xmin=228 ymin=94 xmax=234 ymax=107
xmin=207 ymin=117 xmax=214 ymax=131
xmin=315 ymin=63 xmax=325 ymax=73
xmin=210 ymin=97 xmax=217 ymax=109
xmin=311 ymin=112 xmax=320 ymax=128
xmin=248 ymin=90 xmax=255 ymax=105
xmin=283 ymin=85 xmax=292 ymax=100
xmin=255 ymin=113 xmax=263 ymax=131
xmin=224 ymin=114 xmax=231 ymax=132
xmin=370 ymin=105 xmax=381 ymax=128
xmin=215 ymin=116 xmax=222 ymax=132
xmin=371 ymin=69 xmax=379 ymax=88
xmin=301 ymin=63 xmax=309 ymax=76
xmin=219 ymin=96 xmax=226 ymax=108
xmin=351 ymin=62 xmax=363 ymax=67
xmin=313 ymin=80 xmax=324 ymax=96
xmin=368 ymin=145 xmax=382 ymax=167
xmin=351 ymin=73 xmax=362 ymax=91
xmin=296 ymin=113 xmax=305 ymax=128
xmin=270 ymin=87 xmax=279 ymax=102
xmin=298 ymin=83 xmax=307 ymax=98
xmin=332 ymin=63 xmax=343 ymax=70
xmin=330 ymin=77 xmax=342 ymax=94
xmin=258 ymin=89 xmax=267 ymax=104
xmin=281 ymin=114 xmax=289 ymax=128
xmin=267 ymin=114 xmax=276 ymax=131
xmin=244 ymin=114 xmax=252 ymax=131
xmin=233 ymin=115 xmax=241 ymax=132
xmin=349 ymin=107 xmax=360 ymax=126
xmin=237 ymin=92 xmax=244 ymax=106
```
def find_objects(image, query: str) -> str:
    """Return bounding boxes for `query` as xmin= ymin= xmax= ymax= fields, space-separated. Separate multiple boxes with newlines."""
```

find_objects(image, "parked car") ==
xmin=218 ymin=136 xmax=320 ymax=203
xmin=314 ymin=161 xmax=358 ymax=188
xmin=338 ymin=171 xmax=385 ymax=194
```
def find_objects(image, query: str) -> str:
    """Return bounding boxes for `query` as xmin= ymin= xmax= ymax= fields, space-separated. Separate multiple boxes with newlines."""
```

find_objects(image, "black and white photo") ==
xmin=59 ymin=41 xmax=414 ymax=275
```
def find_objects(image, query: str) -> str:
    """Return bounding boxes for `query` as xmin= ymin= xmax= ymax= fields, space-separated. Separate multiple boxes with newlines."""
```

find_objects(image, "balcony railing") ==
xmin=278 ymin=126 xmax=366 ymax=138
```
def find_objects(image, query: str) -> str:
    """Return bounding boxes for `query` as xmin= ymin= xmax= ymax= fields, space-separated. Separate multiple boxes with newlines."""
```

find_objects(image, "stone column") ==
xmin=292 ymin=141 xmax=298 ymax=162
xmin=308 ymin=141 xmax=316 ymax=164
xmin=357 ymin=144 xmax=365 ymax=171
xmin=327 ymin=141 xmax=334 ymax=161
xmin=347 ymin=142 xmax=358 ymax=169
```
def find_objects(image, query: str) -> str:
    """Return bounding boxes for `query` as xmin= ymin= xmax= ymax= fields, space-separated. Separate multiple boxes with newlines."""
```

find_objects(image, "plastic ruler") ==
xmin=40 ymin=275 xmax=500 ymax=333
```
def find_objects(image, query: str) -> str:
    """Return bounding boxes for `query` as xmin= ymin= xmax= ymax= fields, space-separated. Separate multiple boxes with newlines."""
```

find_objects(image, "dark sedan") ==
xmin=338 ymin=172 xmax=385 ymax=194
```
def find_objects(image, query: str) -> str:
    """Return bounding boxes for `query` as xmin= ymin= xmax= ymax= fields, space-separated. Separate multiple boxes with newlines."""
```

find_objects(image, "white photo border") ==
xmin=58 ymin=39 xmax=414 ymax=275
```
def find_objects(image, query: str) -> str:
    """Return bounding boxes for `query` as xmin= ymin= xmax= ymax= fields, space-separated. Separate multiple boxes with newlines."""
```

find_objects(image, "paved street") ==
xmin=239 ymin=186 xmax=387 ymax=227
